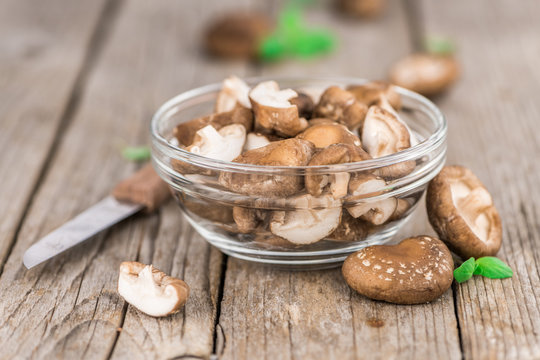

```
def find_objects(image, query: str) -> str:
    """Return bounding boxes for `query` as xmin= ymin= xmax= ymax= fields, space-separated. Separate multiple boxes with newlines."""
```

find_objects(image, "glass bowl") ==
xmin=151 ymin=77 xmax=447 ymax=269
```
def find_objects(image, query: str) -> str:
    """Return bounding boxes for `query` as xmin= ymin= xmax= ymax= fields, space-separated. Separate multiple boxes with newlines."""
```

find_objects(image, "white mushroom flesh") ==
xmin=270 ymin=194 xmax=342 ymax=245
xmin=362 ymin=106 xmax=411 ymax=158
xmin=249 ymin=81 xmax=297 ymax=108
xmin=330 ymin=172 xmax=350 ymax=199
xmin=450 ymin=180 xmax=493 ymax=242
xmin=118 ymin=265 xmax=182 ymax=317
xmin=378 ymin=97 xmax=418 ymax=146
xmin=347 ymin=177 xmax=397 ymax=224
xmin=216 ymin=75 xmax=251 ymax=112
xmin=243 ymin=133 xmax=271 ymax=151
xmin=187 ymin=124 xmax=246 ymax=162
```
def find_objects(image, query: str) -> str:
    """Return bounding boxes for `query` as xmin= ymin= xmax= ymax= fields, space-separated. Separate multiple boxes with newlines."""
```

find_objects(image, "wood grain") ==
xmin=422 ymin=0 xmax=540 ymax=358
xmin=217 ymin=2 xmax=461 ymax=359
xmin=0 ymin=0 xmax=109 ymax=270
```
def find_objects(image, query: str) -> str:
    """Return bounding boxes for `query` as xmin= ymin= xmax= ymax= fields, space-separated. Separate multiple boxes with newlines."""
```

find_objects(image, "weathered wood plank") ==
xmin=217 ymin=2 xmax=461 ymax=359
xmin=0 ymin=0 xmax=109 ymax=270
xmin=422 ymin=1 xmax=540 ymax=358
xmin=0 ymin=0 xmax=252 ymax=358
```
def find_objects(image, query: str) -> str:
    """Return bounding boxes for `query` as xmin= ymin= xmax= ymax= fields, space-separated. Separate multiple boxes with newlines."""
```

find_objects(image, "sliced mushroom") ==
xmin=118 ymin=261 xmax=189 ymax=317
xmin=243 ymin=132 xmax=271 ymax=151
xmin=296 ymin=122 xmax=362 ymax=148
xmin=204 ymin=13 xmax=272 ymax=59
xmin=290 ymin=92 xmax=315 ymax=119
xmin=305 ymin=144 xmax=371 ymax=198
xmin=342 ymin=236 xmax=454 ymax=304
xmin=313 ymin=86 xmax=368 ymax=130
xmin=329 ymin=211 xmax=370 ymax=242
xmin=219 ymin=138 xmax=315 ymax=197
xmin=215 ymin=75 xmax=251 ymax=112
xmin=347 ymin=174 xmax=397 ymax=225
xmin=233 ymin=206 xmax=268 ymax=233
xmin=389 ymin=53 xmax=459 ymax=96
xmin=347 ymin=81 xmax=401 ymax=110
xmin=389 ymin=198 xmax=412 ymax=221
xmin=270 ymin=194 xmax=342 ymax=245
xmin=249 ymin=81 xmax=308 ymax=137
xmin=426 ymin=165 xmax=502 ymax=259
xmin=187 ymin=124 xmax=246 ymax=162
xmin=173 ymin=107 xmax=253 ymax=147
xmin=361 ymin=105 xmax=415 ymax=178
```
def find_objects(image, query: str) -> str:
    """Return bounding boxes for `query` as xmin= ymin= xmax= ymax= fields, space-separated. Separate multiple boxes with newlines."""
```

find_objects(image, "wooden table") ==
xmin=1 ymin=0 xmax=539 ymax=358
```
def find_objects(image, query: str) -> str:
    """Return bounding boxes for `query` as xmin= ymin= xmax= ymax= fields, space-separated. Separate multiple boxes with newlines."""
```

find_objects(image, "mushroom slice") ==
xmin=347 ymin=81 xmax=401 ymax=110
xmin=249 ymin=81 xmax=308 ymax=137
xmin=389 ymin=53 xmax=459 ymax=96
xmin=313 ymin=86 xmax=368 ymax=130
xmin=215 ymin=75 xmax=251 ymax=112
xmin=233 ymin=206 xmax=267 ymax=233
xmin=187 ymin=124 xmax=246 ymax=162
xmin=426 ymin=165 xmax=502 ymax=259
xmin=173 ymin=107 xmax=253 ymax=147
xmin=296 ymin=122 xmax=362 ymax=149
xmin=118 ymin=261 xmax=189 ymax=317
xmin=361 ymin=105 xmax=414 ymax=178
xmin=270 ymin=194 xmax=342 ymax=245
xmin=219 ymin=138 xmax=315 ymax=197
xmin=305 ymin=144 xmax=371 ymax=198
xmin=290 ymin=92 xmax=315 ymax=119
xmin=342 ymin=236 xmax=454 ymax=304
xmin=347 ymin=174 xmax=397 ymax=225
xmin=329 ymin=211 xmax=370 ymax=242
xmin=243 ymin=132 xmax=271 ymax=151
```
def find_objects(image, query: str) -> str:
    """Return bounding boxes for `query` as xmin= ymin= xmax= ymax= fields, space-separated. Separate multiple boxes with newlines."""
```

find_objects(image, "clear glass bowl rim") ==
xmin=151 ymin=76 xmax=447 ymax=175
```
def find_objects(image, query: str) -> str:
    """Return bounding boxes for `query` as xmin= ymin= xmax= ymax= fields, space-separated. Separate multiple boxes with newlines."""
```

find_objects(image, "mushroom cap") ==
xmin=342 ymin=236 xmax=454 ymax=304
xmin=173 ymin=107 xmax=253 ymax=147
xmin=290 ymin=92 xmax=315 ymax=119
xmin=297 ymin=122 xmax=362 ymax=148
xmin=426 ymin=165 xmax=502 ymax=259
xmin=215 ymin=75 xmax=252 ymax=112
xmin=249 ymin=81 xmax=307 ymax=137
xmin=218 ymin=138 xmax=315 ymax=197
xmin=270 ymin=194 xmax=342 ymax=245
xmin=347 ymin=81 xmax=401 ymax=110
xmin=233 ymin=206 xmax=267 ymax=233
xmin=362 ymin=105 xmax=411 ymax=157
xmin=347 ymin=173 xmax=397 ymax=225
xmin=389 ymin=53 xmax=459 ymax=96
xmin=118 ymin=262 xmax=190 ymax=317
xmin=305 ymin=144 xmax=371 ymax=198
xmin=204 ymin=13 xmax=273 ymax=59
xmin=314 ymin=86 xmax=368 ymax=130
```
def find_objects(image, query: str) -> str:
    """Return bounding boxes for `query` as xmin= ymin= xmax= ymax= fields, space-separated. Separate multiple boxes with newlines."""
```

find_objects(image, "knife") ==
xmin=23 ymin=164 xmax=171 ymax=269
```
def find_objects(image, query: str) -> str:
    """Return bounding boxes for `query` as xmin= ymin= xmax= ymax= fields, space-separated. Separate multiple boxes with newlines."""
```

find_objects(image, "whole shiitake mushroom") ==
xmin=426 ymin=165 xmax=502 ymax=259
xmin=342 ymin=236 xmax=454 ymax=304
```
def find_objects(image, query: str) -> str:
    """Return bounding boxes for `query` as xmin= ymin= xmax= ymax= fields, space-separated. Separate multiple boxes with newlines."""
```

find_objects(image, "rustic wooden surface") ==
xmin=0 ymin=0 xmax=538 ymax=359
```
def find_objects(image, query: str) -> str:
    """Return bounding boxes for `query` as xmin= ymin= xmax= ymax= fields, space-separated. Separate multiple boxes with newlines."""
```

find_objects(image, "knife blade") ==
xmin=23 ymin=164 xmax=170 ymax=269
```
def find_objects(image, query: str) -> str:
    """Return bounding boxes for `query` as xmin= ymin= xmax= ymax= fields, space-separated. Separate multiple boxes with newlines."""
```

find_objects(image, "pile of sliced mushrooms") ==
xmin=117 ymin=77 xmax=504 ymax=316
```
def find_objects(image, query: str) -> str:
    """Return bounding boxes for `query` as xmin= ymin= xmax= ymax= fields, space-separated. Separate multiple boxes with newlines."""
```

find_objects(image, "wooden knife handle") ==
xmin=112 ymin=163 xmax=170 ymax=212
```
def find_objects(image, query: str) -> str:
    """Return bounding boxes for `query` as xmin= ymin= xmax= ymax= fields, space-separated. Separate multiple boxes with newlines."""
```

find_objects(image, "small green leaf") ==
xmin=424 ymin=35 xmax=456 ymax=55
xmin=454 ymin=257 xmax=477 ymax=283
xmin=474 ymin=257 xmax=513 ymax=279
xmin=122 ymin=146 xmax=151 ymax=162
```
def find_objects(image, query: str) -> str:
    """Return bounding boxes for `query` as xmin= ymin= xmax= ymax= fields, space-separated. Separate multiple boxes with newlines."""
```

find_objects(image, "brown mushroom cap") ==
xmin=290 ymin=92 xmax=315 ymax=119
xmin=347 ymin=81 xmax=401 ymax=110
xmin=218 ymin=138 xmax=315 ymax=197
xmin=204 ymin=13 xmax=272 ymax=59
xmin=250 ymin=81 xmax=308 ymax=137
xmin=173 ymin=107 xmax=253 ymax=147
xmin=342 ymin=236 xmax=454 ymax=304
xmin=389 ymin=53 xmax=459 ymax=96
xmin=297 ymin=122 xmax=362 ymax=149
xmin=313 ymin=86 xmax=368 ymax=130
xmin=426 ymin=165 xmax=502 ymax=259
xmin=305 ymin=144 xmax=371 ymax=198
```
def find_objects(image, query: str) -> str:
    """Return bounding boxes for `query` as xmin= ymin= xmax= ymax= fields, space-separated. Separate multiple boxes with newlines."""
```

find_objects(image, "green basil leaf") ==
xmin=122 ymin=146 xmax=151 ymax=162
xmin=424 ymin=35 xmax=456 ymax=55
xmin=474 ymin=257 xmax=513 ymax=279
xmin=454 ymin=257 xmax=477 ymax=283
